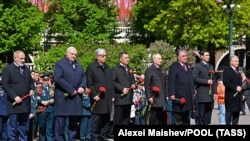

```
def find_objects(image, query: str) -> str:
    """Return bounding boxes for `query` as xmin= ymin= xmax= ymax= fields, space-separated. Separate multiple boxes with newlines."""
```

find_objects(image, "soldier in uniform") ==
xmin=36 ymin=74 xmax=55 ymax=141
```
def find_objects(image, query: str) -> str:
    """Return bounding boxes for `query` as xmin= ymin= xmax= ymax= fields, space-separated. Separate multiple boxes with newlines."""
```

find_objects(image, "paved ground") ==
xmin=191 ymin=102 xmax=250 ymax=125
xmin=33 ymin=103 xmax=250 ymax=141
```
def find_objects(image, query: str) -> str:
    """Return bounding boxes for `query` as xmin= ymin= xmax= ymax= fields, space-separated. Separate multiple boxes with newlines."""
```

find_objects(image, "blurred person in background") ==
xmin=241 ymin=72 xmax=250 ymax=115
xmin=217 ymin=79 xmax=226 ymax=125
xmin=0 ymin=73 xmax=8 ymax=141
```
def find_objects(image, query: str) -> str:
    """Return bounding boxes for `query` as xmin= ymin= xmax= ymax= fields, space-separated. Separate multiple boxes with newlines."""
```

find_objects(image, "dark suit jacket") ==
xmin=112 ymin=63 xmax=135 ymax=105
xmin=144 ymin=64 xmax=167 ymax=107
xmin=168 ymin=61 xmax=194 ymax=112
xmin=193 ymin=61 xmax=216 ymax=102
xmin=2 ymin=62 xmax=34 ymax=114
xmin=223 ymin=66 xmax=242 ymax=112
xmin=86 ymin=60 xmax=114 ymax=114
xmin=54 ymin=56 xmax=86 ymax=115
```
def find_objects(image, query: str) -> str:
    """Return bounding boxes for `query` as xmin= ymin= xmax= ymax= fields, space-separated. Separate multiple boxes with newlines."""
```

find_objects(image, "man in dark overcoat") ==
xmin=112 ymin=51 xmax=136 ymax=125
xmin=193 ymin=50 xmax=217 ymax=125
xmin=86 ymin=48 xmax=114 ymax=141
xmin=144 ymin=53 xmax=167 ymax=125
xmin=53 ymin=46 xmax=87 ymax=141
xmin=2 ymin=50 xmax=35 ymax=141
xmin=223 ymin=55 xmax=243 ymax=125
xmin=168 ymin=49 xmax=194 ymax=125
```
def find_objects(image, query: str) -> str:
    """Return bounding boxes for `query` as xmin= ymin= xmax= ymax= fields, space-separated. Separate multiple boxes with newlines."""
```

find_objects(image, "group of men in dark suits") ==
xmin=0 ymin=48 xmax=245 ymax=141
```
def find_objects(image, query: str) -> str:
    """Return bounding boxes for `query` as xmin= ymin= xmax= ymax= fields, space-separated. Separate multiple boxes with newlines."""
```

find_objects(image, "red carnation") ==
xmin=209 ymin=69 xmax=215 ymax=74
xmin=152 ymin=86 xmax=160 ymax=93
xmin=148 ymin=86 xmax=160 ymax=112
xmin=91 ymin=86 xmax=106 ymax=112
xmin=174 ymin=97 xmax=186 ymax=105
xmin=99 ymin=86 xmax=106 ymax=93
xmin=179 ymin=98 xmax=186 ymax=105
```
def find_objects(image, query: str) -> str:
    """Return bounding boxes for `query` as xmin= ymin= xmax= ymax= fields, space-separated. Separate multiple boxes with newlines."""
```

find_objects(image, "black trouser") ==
xmin=197 ymin=102 xmax=213 ymax=125
xmin=173 ymin=111 xmax=190 ymax=125
xmin=148 ymin=107 xmax=166 ymax=125
xmin=113 ymin=105 xmax=131 ymax=125
xmin=225 ymin=111 xmax=240 ymax=125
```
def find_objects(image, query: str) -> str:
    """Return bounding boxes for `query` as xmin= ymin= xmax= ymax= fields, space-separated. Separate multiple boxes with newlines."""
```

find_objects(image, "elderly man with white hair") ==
xmin=53 ymin=46 xmax=87 ymax=141
xmin=86 ymin=48 xmax=114 ymax=141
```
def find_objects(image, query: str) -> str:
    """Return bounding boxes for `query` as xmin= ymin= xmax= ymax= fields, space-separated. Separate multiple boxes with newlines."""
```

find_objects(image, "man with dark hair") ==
xmin=193 ymin=50 xmax=217 ymax=125
xmin=168 ymin=49 xmax=194 ymax=125
xmin=112 ymin=51 xmax=136 ymax=125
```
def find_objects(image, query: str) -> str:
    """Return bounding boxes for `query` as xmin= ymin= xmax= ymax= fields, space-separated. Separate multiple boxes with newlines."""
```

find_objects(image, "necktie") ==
xmin=235 ymin=69 xmax=238 ymax=75
xmin=183 ymin=65 xmax=187 ymax=72
xmin=124 ymin=66 xmax=128 ymax=74
xmin=19 ymin=67 xmax=24 ymax=75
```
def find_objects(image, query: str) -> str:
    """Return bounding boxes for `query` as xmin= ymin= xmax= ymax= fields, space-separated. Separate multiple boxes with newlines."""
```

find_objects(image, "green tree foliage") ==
xmin=45 ymin=0 xmax=118 ymax=44
xmin=130 ymin=0 xmax=171 ymax=46
xmin=0 ymin=60 xmax=7 ymax=73
xmin=0 ymin=0 xmax=46 ymax=54
xmin=34 ymin=42 xmax=150 ymax=74
xmin=148 ymin=40 xmax=176 ymax=70
xmin=232 ymin=0 xmax=250 ymax=40
xmin=132 ymin=0 xmax=250 ymax=51
xmin=148 ymin=40 xmax=197 ymax=70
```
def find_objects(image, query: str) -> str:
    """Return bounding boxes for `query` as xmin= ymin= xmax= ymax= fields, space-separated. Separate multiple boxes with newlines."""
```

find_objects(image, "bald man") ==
xmin=2 ymin=50 xmax=35 ymax=141
xmin=54 ymin=46 xmax=87 ymax=140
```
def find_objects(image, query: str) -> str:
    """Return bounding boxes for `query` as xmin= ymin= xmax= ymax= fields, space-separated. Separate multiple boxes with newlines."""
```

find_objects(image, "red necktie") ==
xmin=235 ymin=69 xmax=238 ymax=75
xmin=183 ymin=65 xmax=187 ymax=72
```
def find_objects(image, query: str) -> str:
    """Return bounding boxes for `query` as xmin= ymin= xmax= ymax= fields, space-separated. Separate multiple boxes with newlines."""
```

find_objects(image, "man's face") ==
xmin=34 ymin=73 xmax=40 ymax=81
xmin=178 ymin=51 xmax=187 ymax=64
xmin=66 ymin=49 xmax=77 ymax=62
xmin=153 ymin=54 xmax=163 ymax=66
xmin=201 ymin=52 xmax=210 ymax=62
xmin=14 ymin=52 xmax=26 ymax=67
xmin=120 ymin=54 xmax=130 ymax=66
xmin=231 ymin=57 xmax=239 ymax=68
xmin=96 ymin=52 xmax=107 ymax=64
